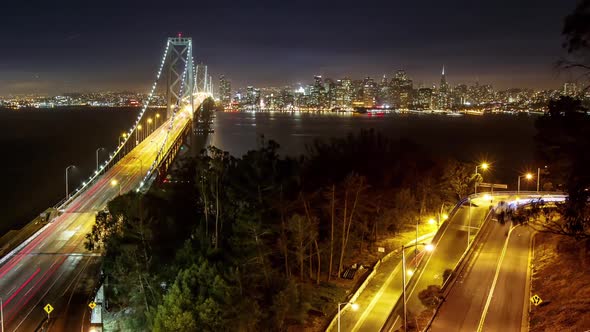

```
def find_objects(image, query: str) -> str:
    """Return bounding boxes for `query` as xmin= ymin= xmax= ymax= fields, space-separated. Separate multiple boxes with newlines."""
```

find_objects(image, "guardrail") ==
xmin=419 ymin=191 xmax=567 ymax=331
xmin=379 ymin=191 xmax=566 ymax=331
xmin=421 ymin=209 xmax=495 ymax=331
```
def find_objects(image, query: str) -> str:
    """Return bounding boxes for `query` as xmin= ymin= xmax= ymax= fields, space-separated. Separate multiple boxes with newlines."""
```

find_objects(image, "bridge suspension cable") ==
xmin=139 ymin=38 xmax=194 ymax=190
xmin=56 ymin=39 xmax=172 ymax=209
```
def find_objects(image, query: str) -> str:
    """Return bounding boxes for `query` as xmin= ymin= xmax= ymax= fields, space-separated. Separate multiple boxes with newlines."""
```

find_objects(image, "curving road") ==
xmin=381 ymin=193 xmax=565 ymax=332
xmin=430 ymin=211 xmax=533 ymax=332
xmin=429 ymin=194 xmax=565 ymax=332
xmin=0 ymin=100 xmax=203 ymax=332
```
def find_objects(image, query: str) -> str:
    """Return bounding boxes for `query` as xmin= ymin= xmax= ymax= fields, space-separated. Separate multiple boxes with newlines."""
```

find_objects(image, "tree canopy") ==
xmin=87 ymin=129 xmax=477 ymax=330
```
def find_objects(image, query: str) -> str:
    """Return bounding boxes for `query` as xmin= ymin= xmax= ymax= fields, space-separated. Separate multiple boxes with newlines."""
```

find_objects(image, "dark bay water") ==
xmin=210 ymin=111 xmax=538 ymax=187
xmin=0 ymin=109 xmax=538 ymax=234
xmin=0 ymin=108 xmax=157 ymax=234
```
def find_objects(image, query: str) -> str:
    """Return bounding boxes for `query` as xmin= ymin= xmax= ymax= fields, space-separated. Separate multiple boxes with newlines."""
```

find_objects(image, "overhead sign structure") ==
xmin=89 ymin=301 xmax=97 ymax=310
xmin=44 ymin=303 xmax=54 ymax=315
xmin=478 ymin=183 xmax=508 ymax=189
xmin=530 ymin=294 xmax=543 ymax=306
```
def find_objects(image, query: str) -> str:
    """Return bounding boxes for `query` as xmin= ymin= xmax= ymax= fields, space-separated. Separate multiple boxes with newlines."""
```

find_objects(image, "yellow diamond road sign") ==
xmin=89 ymin=301 xmax=96 ymax=309
xmin=44 ymin=303 xmax=54 ymax=314
xmin=530 ymin=294 xmax=543 ymax=306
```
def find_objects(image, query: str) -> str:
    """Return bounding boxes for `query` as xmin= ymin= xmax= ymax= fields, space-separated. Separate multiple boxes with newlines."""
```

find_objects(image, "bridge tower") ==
xmin=165 ymin=36 xmax=195 ymax=118
xmin=195 ymin=63 xmax=209 ymax=94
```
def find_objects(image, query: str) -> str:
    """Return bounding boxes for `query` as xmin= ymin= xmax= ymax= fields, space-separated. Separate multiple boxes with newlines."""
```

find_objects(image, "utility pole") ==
xmin=537 ymin=167 xmax=541 ymax=194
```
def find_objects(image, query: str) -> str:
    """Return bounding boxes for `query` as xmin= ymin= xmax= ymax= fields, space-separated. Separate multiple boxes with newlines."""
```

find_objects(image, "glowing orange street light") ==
xmin=111 ymin=179 xmax=121 ymax=195
xmin=474 ymin=162 xmax=489 ymax=194
xmin=136 ymin=124 xmax=143 ymax=143
xmin=119 ymin=132 xmax=128 ymax=145
xmin=337 ymin=302 xmax=359 ymax=332
xmin=518 ymin=172 xmax=534 ymax=193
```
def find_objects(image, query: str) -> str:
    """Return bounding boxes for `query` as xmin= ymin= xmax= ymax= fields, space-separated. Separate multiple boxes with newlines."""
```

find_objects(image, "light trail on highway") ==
xmin=0 ymin=98 xmax=205 ymax=331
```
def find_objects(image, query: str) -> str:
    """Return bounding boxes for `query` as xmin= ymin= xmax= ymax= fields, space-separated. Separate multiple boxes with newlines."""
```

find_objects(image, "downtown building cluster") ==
xmin=219 ymin=69 xmax=589 ymax=113
xmin=0 ymin=92 xmax=168 ymax=109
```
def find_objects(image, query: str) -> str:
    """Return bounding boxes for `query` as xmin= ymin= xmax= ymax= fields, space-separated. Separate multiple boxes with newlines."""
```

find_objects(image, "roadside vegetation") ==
xmin=84 ymin=127 xmax=480 ymax=331
xmin=530 ymin=232 xmax=590 ymax=330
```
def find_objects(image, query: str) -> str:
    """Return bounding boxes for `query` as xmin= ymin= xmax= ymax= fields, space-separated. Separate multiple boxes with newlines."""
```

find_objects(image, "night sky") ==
xmin=0 ymin=0 xmax=579 ymax=95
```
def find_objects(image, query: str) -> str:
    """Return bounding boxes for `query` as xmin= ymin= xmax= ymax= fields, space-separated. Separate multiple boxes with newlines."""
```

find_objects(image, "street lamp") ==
xmin=474 ymin=162 xmax=489 ymax=194
xmin=517 ymin=173 xmax=533 ymax=194
xmin=111 ymin=179 xmax=121 ymax=196
xmin=155 ymin=113 xmax=161 ymax=127
xmin=95 ymin=147 xmax=105 ymax=173
xmin=147 ymin=118 xmax=153 ymax=135
xmin=119 ymin=132 xmax=128 ymax=145
xmin=136 ymin=125 xmax=143 ymax=144
xmin=65 ymin=165 xmax=76 ymax=200
xmin=337 ymin=302 xmax=359 ymax=332
xmin=402 ymin=242 xmax=434 ymax=332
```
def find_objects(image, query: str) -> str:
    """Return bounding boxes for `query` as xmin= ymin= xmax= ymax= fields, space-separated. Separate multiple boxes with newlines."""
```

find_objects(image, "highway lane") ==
xmin=481 ymin=226 xmax=532 ymax=332
xmin=0 ymin=99 xmax=204 ymax=331
xmin=430 ymin=215 xmax=508 ymax=331
xmin=404 ymin=197 xmax=492 ymax=312
xmin=373 ymin=193 xmax=565 ymax=331
xmin=326 ymin=233 xmax=436 ymax=332
xmin=430 ymin=203 xmax=534 ymax=332
xmin=381 ymin=195 xmax=499 ymax=331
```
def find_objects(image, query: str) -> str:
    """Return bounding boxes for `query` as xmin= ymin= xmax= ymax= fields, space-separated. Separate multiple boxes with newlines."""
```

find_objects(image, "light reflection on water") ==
xmin=208 ymin=111 xmax=537 ymax=184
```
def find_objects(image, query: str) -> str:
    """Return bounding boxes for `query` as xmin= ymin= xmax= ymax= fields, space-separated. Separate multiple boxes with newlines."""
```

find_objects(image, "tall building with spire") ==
xmin=438 ymin=66 xmax=450 ymax=110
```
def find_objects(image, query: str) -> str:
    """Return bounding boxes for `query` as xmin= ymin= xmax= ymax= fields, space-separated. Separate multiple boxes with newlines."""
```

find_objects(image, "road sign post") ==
xmin=530 ymin=294 xmax=543 ymax=306
xmin=44 ymin=303 xmax=54 ymax=319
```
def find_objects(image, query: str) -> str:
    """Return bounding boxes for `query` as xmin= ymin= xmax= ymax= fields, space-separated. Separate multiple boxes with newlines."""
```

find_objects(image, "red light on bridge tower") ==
xmin=177 ymin=32 xmax=182 ymax=38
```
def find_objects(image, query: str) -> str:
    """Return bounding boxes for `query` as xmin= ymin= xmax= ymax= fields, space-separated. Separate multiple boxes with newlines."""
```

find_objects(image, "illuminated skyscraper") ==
xmin=563 ymin=82 xmax=578 ymax=97
xmin=378 ymin=75 xmax=391 ymax=107
xmin=391 ymin=70 xmax=413 ymax=109
xmin=219 ymin=75 xmax=232 ymax=107
xmin=438 ymin=66 xmax=450 ymax=110
xmin=417 ymin=87 xmax=433 ymax=110
xmin=311 ymin=75 xmax=324 ymax=108
xmin=362 ymin=77 xmax=377 ymax=107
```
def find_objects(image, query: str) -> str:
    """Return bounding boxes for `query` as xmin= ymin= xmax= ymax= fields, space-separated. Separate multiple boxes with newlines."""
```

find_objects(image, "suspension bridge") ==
xmin=0 ymin=36 xmax=211 ymax=331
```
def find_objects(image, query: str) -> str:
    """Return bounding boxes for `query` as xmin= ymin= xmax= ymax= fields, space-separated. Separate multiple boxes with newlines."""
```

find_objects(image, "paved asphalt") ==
xmin=0 ymin=99 xmax=203 ymax=332
xmin=431 ymin=217 xmax=533 ymax=332
xmin=403 ymin=197 xmax=493 ymax=316
xmin=342 ymin=195 xmax=495 ymax=332
xmin=380 ymin=195 xmax=507 ymax=331
xmin=327 ymin=233 xmax=435 ymax=332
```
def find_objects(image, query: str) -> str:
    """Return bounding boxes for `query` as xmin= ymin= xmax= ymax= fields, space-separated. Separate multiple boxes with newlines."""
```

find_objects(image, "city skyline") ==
xmin=0 ymin=66 xmax=579 ymax=97
xmin=0 ymin=0 xmax=580 ymax=94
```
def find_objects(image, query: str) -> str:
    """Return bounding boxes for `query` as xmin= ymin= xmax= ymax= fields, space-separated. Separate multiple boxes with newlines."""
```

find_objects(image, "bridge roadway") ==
xmin=0 ymin=102 xmax=200 ymax=331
